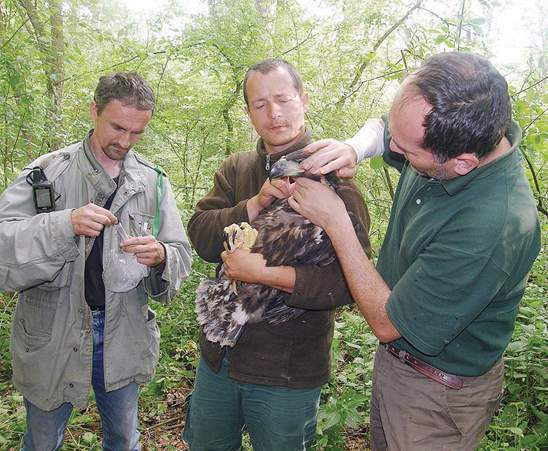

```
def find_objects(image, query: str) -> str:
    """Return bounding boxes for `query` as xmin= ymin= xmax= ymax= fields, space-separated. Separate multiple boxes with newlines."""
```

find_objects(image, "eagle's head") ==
xmin=269 ymin=148 xmax=338 ymax=186
xmin=269 ymin=156 xmax=304 ymax=180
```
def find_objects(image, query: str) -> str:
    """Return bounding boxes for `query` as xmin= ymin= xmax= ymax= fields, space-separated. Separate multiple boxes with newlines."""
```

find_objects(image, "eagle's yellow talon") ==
xmin=223 ymin=223 xmax=258 ymax=294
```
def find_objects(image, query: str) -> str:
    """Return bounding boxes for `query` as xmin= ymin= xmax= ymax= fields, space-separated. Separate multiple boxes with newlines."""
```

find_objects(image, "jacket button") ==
xmin=69 ymin=383 xmax=74 ymax=388
xmin=73 ymin=347 xmax=78 ymax=352
xmin=25 ymin=347 xmax=30 ymax=352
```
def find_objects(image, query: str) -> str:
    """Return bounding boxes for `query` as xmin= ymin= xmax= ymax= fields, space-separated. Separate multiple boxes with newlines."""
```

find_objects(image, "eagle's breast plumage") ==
xmin=195 ymin=196 xmax=337 ymax=347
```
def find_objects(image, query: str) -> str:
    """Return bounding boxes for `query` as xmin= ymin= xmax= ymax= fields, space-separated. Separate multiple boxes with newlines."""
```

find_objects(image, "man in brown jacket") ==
xmin=182 ymin=59 xmax=370 ymax=451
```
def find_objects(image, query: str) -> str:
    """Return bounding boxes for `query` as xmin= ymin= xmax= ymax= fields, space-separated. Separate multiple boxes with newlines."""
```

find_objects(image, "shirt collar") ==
xmin=82 ymin=130 xmax=106 ymax=174
xmin=81 ymin=130 xmax=145 ymax=194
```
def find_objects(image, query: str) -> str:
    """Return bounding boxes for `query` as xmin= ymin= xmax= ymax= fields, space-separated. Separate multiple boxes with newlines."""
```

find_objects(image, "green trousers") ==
xmin=182 ymin=355 xmax=321 ymax=451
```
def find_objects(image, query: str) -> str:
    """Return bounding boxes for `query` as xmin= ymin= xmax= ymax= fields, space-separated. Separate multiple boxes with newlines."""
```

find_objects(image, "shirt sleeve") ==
xmin=345 ymin=118 xmax=385 ymax=163
xmin=385 ymin=233 xmax=510 ymax=356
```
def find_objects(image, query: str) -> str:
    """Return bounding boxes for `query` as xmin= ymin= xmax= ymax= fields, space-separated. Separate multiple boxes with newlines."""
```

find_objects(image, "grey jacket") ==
xmin=0 ymin=135 xmax=192 ymax=410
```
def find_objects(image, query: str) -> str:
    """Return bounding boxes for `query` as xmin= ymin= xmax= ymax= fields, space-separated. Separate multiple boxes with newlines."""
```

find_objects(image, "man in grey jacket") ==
xmin=0 ymin=73 xmax=192 ymax=450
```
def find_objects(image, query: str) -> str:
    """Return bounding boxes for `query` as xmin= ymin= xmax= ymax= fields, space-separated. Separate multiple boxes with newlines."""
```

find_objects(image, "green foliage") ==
xmin=315 ymin=311 xmax=376 ymax=449
xmin=0 ymin=0 xmax=546 ymax=449
xmin=478 ymin=265 xmax=548 ymax=451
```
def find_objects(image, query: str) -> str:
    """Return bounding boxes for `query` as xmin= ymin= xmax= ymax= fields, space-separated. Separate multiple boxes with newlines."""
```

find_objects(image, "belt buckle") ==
xmin=397 ymin=349 xmax=407 ymax=364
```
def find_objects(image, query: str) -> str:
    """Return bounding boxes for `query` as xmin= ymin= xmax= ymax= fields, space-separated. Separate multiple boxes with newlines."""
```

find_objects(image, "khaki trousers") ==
xmin=370 ymin=345 xmax=504 ymax=451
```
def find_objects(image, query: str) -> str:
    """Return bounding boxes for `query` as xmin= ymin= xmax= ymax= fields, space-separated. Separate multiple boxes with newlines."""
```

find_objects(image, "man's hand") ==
xmin=221 ymin=249 xmax=267 ymax=284
xmin=120 ymin=235 xmax=166 ymax=267
xmin=301 ymin=139 xmax=358 ymax=179
xmin=247 ymin=178 xmax=295 ymax=221
xmin=221 ymin=249 xmax=295 ymax=292
xmin=289 ymin=178 xmax=349 ymax=232
xmin=71 ymin=203 xmax=118 ymax=237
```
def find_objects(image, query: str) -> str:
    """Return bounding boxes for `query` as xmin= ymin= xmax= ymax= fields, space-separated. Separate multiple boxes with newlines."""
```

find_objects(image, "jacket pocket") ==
xmin=40 ymin=262 xmax=72 ymax=291
xmin=16 ymin=289 xmax=58 ymax=339
xmin=263 ymin=309 xmax=334 ymax=339
xmin=141 ymin=307 xmax=160 ymax=365
xmin=15 ymin=318 xmax=52 ymax=352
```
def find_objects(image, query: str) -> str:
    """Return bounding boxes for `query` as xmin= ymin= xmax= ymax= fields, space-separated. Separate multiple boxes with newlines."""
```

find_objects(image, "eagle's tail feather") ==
xmin=195 ymin=278 xmax=218 ymax=326
xmin=195 ymin=277 xmax=248 ymax=348
xmin=220 ymin=325 xmax=244 ymax=347
xmin=262 ymin=295 xmax=306 ymax=325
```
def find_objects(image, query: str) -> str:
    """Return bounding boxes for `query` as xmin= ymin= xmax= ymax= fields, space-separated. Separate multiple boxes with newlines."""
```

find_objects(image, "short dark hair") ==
xmin=407 ymin=52 xmax=511 ymax=161
xmin=243 ymin=59 xmax=304 ymax=106
xmin=93 ymin=72 xmax=155 ymax=115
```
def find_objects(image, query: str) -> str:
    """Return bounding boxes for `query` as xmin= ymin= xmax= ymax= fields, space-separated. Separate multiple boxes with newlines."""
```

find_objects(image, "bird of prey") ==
xmin=195 ymin=149 xmax=345 ymax=347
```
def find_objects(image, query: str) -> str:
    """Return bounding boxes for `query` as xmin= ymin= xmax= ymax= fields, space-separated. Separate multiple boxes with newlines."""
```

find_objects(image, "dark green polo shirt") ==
xmin=378 ymin=121 xmax=541 ymax=376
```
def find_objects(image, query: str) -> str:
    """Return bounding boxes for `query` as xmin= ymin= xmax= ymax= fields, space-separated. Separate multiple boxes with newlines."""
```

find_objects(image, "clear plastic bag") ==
xmin=103 ymin=223 xmax=149 ymax=292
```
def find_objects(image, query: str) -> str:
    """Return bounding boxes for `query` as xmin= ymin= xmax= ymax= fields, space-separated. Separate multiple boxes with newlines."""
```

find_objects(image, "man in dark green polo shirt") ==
xmin=290 ymin=52 xmax=541 ymax=450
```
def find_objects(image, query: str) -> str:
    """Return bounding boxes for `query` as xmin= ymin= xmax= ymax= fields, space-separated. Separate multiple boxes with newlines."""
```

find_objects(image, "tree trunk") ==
xmin=0 ymin=2 xmax=5 ymax=40
xmin=48 ymin=0 xmax=65 ymax=149
xmin=17 ymin=0 xmax=65 ymax=150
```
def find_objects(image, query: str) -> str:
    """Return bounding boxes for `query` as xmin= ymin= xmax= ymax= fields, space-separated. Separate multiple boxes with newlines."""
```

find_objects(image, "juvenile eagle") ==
xmin=195 ymin=149 xmax=346 ymax=347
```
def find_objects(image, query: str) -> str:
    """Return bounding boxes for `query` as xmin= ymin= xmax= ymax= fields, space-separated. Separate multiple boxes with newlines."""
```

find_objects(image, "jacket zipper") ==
xmin=265 ymin=155 xmax=271 ymax=171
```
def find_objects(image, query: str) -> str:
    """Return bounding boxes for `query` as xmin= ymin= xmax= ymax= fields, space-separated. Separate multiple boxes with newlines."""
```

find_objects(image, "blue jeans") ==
xmin=22 ymin=310 xmax=141 ymax=451
xmin=183 ymin=356 xmax=321 ymax=451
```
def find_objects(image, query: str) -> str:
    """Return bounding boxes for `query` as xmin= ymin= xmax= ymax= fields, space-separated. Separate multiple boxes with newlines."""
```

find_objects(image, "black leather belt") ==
xmin=384 ymin=344 xmax=463 ymax=390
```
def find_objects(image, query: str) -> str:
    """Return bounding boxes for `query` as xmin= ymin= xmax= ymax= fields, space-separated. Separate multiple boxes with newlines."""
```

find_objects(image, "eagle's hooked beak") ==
xmin=269 ymin=157 xmax=305 ymax=181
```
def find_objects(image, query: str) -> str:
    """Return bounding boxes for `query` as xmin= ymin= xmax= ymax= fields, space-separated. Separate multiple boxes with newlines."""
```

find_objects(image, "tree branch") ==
xmin=514 ymin=75 xmax=548 ymax=96
xmin=281 ymin=28 xmax=314 ymax=56
xmin=155 ymin=53 xmax=172 ymax=104
xmin=455 ymin=0 xmax=466 ymax=51
xmin=16 ymin=0 xmax=47 ymax=53
xmin=54 ymin=52 xmax=168 ymax=86
xmin=382 ymin=166 xmax=395 ymax=200
xmin=520 ymin=147 xmax=547 ymax=218
xmin=522 ymin=106 xmax=548 ymax=134
xmin=209 ymin=42 xmax=244 ymax=155
xmin=345 ymin=0 xmax=423 ymax=95
xmin=0 ymin=17 xmax=29 ymax=52
xmin=334 ymin=68 xmax=404 ymax=106
xmin=520 ymin=106 xmax=548 ymax=218
xmin=418 ymin=7 xmax=454 ymax=28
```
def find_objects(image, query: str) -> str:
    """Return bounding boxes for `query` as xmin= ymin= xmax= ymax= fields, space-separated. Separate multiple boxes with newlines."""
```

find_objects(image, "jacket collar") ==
xmin=79 ymin=130 xmax=146 ymax=197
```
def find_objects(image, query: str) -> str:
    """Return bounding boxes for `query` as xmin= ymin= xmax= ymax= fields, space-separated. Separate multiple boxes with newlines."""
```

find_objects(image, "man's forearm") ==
xmin=345 ymin=118 xmax=385 ymax=163
xmin=221 ymin=249 xmax=296 ymax=293
xmin=327 ymin=215 xmax=400 ymax=342
xmin=246 ymin=195 xmax=262 ymax=222
xmin=261 ymin=265 xmax=296 ymax=293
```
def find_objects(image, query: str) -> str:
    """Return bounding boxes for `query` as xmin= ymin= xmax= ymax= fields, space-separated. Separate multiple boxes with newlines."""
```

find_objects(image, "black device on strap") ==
xmin=25 ymin=167 xmax=57 ymax=213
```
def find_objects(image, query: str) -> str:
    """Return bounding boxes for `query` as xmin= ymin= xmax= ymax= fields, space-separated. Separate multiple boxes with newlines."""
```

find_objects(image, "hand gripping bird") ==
xmin=195 ymin=149 xmax=346 ymax=347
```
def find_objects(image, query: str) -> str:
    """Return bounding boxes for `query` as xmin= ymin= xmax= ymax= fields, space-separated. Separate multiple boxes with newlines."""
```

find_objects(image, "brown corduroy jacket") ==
xmin=188 ymin=131 xmax=372 ymax=388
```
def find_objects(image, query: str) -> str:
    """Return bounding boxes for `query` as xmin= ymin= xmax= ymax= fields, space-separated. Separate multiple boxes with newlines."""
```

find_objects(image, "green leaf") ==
xmin=507 ymin=427 xmax=524 ymax=437
xmin=319 ymin=411 xmax=341 ymax=431
xmin=82 ymin=432 xmax=98 ymax=444
xmin=370 ymin=156 xmax=384 ymax=171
